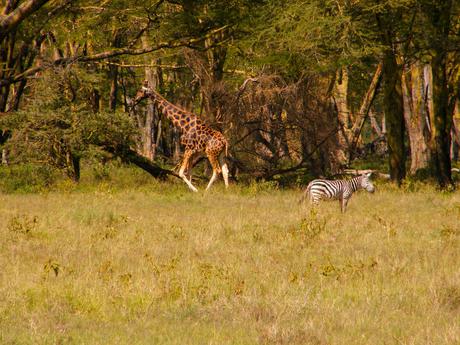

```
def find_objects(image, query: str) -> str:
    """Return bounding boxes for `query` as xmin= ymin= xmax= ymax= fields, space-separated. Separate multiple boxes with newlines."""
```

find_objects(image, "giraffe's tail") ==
xmin=224 ymin=139 xmax=229 ymax=157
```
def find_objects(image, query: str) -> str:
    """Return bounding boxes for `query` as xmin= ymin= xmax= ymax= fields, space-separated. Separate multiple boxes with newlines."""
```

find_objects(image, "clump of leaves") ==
xmin=91 ymin=213 xmax=128 ymax=240
xmin=0 ymin=164 xmax=57 ymax=193
xmin=7 ymin=214 xmax=39 ymax=236
xmin=299 ymin=208 xmax=327 ymax=240
xmin=374 ymin=215 xmax=397 ymax=238
xmin=439 ymin=225 xmax=459 ymax=239
xmin=43 ymin=259 xmax=61 ymax=277
xmin=439 ymin=285 xmax=460 ymax=311
xmin=98 ymin=260 xmax=115 ymax=282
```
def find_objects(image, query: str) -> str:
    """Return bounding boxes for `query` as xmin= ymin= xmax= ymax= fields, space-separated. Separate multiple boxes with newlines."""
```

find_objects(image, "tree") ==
xmin=421 ymin=0 xmax=457 ymax=189
xmin=401 ymin=62 xmax=430 ymax=175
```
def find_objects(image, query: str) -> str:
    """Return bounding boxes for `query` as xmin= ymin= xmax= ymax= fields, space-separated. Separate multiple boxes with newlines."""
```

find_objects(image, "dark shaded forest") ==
xmin=1 ymin=0 xmax=459 ymax=189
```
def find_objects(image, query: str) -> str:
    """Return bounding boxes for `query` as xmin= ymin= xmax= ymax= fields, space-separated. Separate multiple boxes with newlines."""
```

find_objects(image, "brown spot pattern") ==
xmin=138 ymin=84 xmax=229 ymax=190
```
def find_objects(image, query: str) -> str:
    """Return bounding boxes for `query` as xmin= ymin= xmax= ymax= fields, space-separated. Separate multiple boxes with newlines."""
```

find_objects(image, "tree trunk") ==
xmin=108 ymin=64 xmax=118 ymax=111
xmin=429 ymin=60 xmax=453 ymax=188
xmin=452 ymin=101 xmax=460 ymax=162
xmin=332 ymin=63 xmax=382 ymax=164
xmin=108 ymin=30 xmax=122 ymax=111
xmin=141 ymin=37 xmax=162 ymax=160
xmin=424 ymin=0 xmax=454 ymax=189
xmin=104 ymin=147 xmax=178 ymax=179
xmin=402 ymin=62 xmax=430 ymax=175
xmin=71 ymin=154 xmax=81 ymax=182
xmin=382 ymin=49 xmax=406 ymax=184
xmin=349 ymin=62 xmax=383 ymax=158
xmin=332 ymin=68 xmax=350 ymax=166
xmin=369 ymin=110 xmax=383 ymax=137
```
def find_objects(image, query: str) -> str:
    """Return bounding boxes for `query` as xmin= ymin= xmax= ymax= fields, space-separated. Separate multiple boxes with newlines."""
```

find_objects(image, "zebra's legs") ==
xmin=340 ymin=197 xmax=349 ymax=213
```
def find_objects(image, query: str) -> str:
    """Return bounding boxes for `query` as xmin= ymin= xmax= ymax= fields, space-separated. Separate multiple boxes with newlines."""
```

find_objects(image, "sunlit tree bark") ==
xmin=402 ymin=62 xmax=430 ymax=175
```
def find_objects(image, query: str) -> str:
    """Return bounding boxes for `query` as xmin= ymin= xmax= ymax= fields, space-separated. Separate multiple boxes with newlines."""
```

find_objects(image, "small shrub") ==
xmin=7 ymin=214 xmax=39 ymax=235
xmin=439 ymin=285 xmax=460 ymax=311
xmin=0 ymin=164 xmax=57 ymax=193
xmin=93 ymin=164 xmax=110 ymax=181
xmin=374 ymin=215 xmax=397 ymax=238
xmin=289 ymin=208 xmax=327 ymax=244
xmin=43 ymin=259 xmax=61 ymax=277
xmin=244 ymin=180 xmax=279 ymax=195
xmin=98 ymin=260 xmax=114 ymax=281
xmin=439 ymin=225 xmax=459 ymax=239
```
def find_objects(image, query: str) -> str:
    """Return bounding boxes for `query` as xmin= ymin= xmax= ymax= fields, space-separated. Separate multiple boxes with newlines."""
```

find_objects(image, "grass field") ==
xmin=0 ymin=177 xmax=459 ymax=344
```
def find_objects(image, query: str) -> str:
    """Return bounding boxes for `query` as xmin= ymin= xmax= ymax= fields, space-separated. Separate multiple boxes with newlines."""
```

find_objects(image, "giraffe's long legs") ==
xmin=219 ymin=155 xmax=229 ymax=188
xmin=185 ymin=153 xmax=195 ymax=182
xmin=206 ymin=171 xmax=218 ymax=191
xmin=205 ymin=152 xmax=221 ymax=191
xmin=179 ymin=150 xmax=198 ymax=192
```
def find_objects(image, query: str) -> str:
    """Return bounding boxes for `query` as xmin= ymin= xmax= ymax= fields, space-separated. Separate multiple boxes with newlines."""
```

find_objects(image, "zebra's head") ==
xmin=360 ymin=172 xmax=375 ymax=193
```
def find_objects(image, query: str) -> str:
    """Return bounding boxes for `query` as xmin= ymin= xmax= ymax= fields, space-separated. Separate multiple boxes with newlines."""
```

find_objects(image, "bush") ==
xmin=0 ymin=164 xmax=58 ymax=193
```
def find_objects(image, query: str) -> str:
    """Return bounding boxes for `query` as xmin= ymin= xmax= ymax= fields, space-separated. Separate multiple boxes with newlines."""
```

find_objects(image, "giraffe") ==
xmin=134 ymin=81 xmax=229 ymax=192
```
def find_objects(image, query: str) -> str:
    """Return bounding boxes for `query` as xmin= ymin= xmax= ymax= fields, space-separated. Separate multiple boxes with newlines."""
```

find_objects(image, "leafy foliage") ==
xmin=1 ymin=67 xmax=137 ymax=179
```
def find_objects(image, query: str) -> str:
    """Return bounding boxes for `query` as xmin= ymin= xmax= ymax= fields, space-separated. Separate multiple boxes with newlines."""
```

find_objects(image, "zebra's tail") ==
xmin=299 ymin=182 xmax=313 ymax=204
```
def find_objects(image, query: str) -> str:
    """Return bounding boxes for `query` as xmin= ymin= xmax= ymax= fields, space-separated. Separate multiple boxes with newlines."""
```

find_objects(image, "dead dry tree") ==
xmin=163 ymin=54 xmax=350 ymax=180
xmin=225 ymin=74 xmax=345 ymax=178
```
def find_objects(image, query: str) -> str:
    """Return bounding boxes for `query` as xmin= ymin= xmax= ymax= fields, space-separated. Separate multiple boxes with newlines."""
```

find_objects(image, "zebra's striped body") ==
xmin=302 ymin=173 xmax=375 ymax=212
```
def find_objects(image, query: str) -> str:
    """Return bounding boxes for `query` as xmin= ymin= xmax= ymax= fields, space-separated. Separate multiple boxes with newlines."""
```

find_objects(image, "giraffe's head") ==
xmin=134 ymin=80 xmax=154 ymax=103
xmin=360 ymin=172 xmax=375 ymax=193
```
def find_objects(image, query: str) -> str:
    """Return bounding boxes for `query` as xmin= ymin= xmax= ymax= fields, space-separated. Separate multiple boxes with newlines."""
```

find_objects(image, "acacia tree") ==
xmin=1 ymin=0 xmax=242 ymax=177
xmin=421 ymin=0 xmax=457 ymax=189
xmin=376 ymin=8 xmax=407 ymax=184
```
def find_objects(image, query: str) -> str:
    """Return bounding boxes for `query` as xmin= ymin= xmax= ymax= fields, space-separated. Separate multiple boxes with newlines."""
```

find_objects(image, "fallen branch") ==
xmin=103 ymin=147 xmax=179 ymax=179
xmin=342 ymin=168 xmax=391 ymax=180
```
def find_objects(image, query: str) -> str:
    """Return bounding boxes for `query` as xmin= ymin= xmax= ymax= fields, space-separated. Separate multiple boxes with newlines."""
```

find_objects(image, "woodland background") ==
xmin=1 ymin=0 xmax=460 ymax=189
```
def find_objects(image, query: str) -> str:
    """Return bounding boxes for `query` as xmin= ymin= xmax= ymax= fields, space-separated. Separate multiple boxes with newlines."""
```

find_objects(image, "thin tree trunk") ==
xmin=108 ymin=30 xmax=122 ymax=111
xmin=369 ymin=110 xmax=382 ymax=137
xmin=452 ymin=103 xmax=459 ymax=160
xmin=108 ymin=64 xmax=118 ymax=111
xmin=332 ymin=63 xmax=382 ymax=163
xmin=382 ymin=49 xmax=406 ymax=184
xmin=349 ymin=62 xmax=383 ymax=158
xmin=332 ymin=68 xmax=350 ymax=166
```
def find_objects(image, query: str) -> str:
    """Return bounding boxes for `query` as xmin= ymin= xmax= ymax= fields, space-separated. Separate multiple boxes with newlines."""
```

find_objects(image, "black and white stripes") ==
xmin=302 ymin=173 xmax=375 ymax=212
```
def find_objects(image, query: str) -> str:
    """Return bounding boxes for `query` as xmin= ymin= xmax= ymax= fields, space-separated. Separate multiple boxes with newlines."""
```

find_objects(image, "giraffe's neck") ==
xmin=148 ymin=91 xmax=197 ymax=130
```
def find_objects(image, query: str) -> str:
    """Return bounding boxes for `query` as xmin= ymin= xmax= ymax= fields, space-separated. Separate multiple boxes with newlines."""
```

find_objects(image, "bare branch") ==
xmin=95 ymin=61 xmax=187 ymax=69
xmin=0 ymin=25 xmax=230 ymax=86
xmin=343 ymin=169 xmax=390 ymax=180
xmin=0 ymin=0 xmax=50 ymax=38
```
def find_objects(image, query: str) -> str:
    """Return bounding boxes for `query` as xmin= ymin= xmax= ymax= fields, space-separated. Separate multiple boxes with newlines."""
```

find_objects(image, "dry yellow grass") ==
xmin=0 ymin=182 xmax=459 ymax=344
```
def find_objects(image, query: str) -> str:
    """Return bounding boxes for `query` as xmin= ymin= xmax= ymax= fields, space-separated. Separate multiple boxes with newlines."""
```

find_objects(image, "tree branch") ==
xmin=0 ymin=25 xmax=230 ymax=86
xmin=0 ymin=0 xmax=50 ymax=39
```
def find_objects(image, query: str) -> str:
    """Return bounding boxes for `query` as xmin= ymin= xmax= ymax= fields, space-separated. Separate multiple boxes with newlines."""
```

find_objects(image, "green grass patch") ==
xmin=0 ymin=183 xmax=459 ymax=344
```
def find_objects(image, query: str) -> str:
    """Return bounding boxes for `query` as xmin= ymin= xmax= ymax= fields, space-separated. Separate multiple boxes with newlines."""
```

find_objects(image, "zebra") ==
xmin=301 ymin=173 xmax=375 ymax=212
